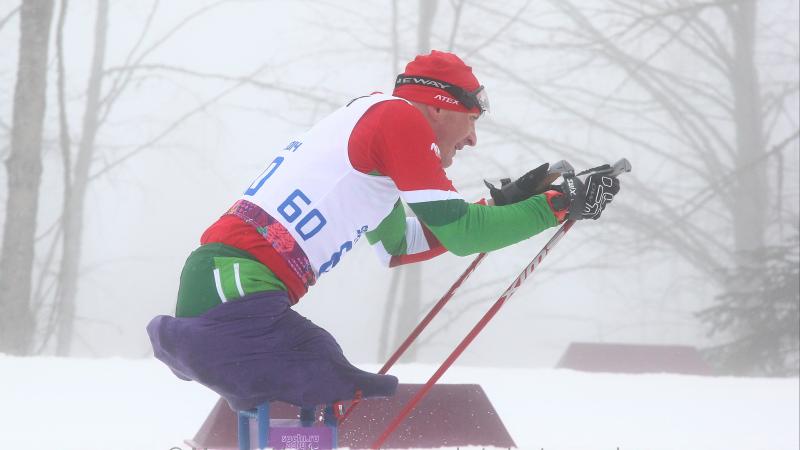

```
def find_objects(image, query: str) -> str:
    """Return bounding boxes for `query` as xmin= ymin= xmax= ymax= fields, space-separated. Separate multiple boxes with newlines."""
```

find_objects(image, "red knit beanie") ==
xmin=393 ymin=50 xmax=482 ymax=113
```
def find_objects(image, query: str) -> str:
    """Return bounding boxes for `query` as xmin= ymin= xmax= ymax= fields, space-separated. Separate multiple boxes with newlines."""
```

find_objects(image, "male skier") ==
xmin=147 ymin=50 xmax=620 ymax=412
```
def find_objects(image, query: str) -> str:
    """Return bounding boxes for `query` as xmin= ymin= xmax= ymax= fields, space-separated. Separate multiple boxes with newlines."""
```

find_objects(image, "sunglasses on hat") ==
xmin=395 ymin=75 xmax=490 ymax=116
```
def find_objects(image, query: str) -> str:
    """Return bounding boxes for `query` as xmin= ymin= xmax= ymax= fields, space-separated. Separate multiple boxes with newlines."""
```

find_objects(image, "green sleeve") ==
xmin=366 ymin=199 xmax=408 ymax=255
xmin=408 ymin=194 xmax=558 ymax=256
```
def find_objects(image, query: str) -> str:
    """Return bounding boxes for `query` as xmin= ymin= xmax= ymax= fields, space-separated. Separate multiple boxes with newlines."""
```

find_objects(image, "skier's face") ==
xmin=430 ymin=108 xmax=479 ymax=168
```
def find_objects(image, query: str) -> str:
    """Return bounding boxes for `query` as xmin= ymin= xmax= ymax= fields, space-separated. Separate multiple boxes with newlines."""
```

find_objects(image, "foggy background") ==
xmin=1 ymin=0 xmax=798 ymax=375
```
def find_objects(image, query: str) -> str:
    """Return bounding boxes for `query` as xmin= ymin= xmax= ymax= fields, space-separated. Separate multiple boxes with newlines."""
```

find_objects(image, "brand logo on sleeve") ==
xmin=430 ymin=143 xmax=441 ymax=159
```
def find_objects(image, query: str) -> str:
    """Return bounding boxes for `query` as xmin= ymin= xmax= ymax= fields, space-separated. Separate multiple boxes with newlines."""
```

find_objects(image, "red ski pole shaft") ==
xmin=338 ymin=251 xmax=488 ymax=424
xmin=370 ymin=220 xmax=576 ymax=449
xmin=378 ymin=251 xmax=488 ymax=375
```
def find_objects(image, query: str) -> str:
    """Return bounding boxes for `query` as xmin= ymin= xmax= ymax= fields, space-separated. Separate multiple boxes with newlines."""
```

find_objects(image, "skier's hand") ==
xmin=560 ymin=172 xmax=620 ymax=220
xmin=582 ymin=173 xmax=620 ymax=219
xmin=484 ymin=163 xmax=553 ymax=206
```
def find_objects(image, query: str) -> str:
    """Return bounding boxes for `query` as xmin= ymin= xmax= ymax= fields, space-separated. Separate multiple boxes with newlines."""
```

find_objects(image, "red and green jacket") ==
xmin=199 ymin=94 xmax=557 ymax=305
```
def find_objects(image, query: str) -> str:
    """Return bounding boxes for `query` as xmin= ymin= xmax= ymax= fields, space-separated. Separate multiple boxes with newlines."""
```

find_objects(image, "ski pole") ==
xmin=375 ymin=159 xmax=574 ymax=376
xmin=369 ymin=158 xmax=631 ymax=449
xmin=369 ymin=219 xmax=575 ymax=449
xmin=336 ymin=252 xmax=489 ymax=426
xmin=336 ymin=253 xmax=487 ymax=425
xmin=378 ymin=251 xmax=487 ymax=375
xmin=338 ymin=161 xmax=576 ymax=425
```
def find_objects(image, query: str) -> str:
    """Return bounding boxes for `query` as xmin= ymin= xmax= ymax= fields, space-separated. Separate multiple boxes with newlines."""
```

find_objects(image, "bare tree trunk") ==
xmin=377 ymin=268 xmax=401 ymax=360
xmin=0 ymin=0 xmax=55 ymax=355
xmin=54 ymin=0 xmax=108 ymax=355
xmin=728 ymin=1 xmax=766 ymax=260
xmin=386 ymin=0 xmax=440 ymax=362
xmin=417 ymin=0 xmax=438 ymax=54
xmin=390 ymin=0 xmax=399 ymax=75
xmin=378 ymin=0 xmax=402 ymax=362
xmin=718 ymin=2 xmax=769 ymax=365
xmin=392 ymin=266 xmax=422 ymax=361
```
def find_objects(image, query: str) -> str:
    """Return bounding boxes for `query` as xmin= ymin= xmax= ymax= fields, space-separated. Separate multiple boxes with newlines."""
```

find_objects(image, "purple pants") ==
xmin=147 ymin=291 xmax=397 ymax=411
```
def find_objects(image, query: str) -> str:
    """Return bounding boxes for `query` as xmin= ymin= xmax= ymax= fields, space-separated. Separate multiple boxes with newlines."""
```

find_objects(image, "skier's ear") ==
xmin=425 ymin=104 xmax=447 ymax=124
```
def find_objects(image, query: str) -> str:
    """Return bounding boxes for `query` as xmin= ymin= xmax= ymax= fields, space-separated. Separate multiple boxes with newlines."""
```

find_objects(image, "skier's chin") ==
xmin=440 ymin=149 xmax=456 ymax=168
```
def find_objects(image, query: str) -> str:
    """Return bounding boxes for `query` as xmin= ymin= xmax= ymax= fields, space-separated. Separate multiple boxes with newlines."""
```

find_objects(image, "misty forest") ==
xmin=1 ymin=0 xmax=798 ymax=380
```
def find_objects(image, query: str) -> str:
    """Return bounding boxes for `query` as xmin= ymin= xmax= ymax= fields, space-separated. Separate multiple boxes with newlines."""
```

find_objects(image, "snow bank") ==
xmin=1 ymin=356 xmax=797 ymax=450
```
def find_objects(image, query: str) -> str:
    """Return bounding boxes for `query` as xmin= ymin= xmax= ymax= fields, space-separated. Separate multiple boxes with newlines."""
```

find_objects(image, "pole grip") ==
xmin=607 ymin=158 xmax=632 ymax=177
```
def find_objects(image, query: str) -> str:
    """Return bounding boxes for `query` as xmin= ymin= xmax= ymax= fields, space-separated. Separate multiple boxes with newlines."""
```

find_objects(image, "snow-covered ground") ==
xmin=1 ymin=356 xmax=797 ymax=450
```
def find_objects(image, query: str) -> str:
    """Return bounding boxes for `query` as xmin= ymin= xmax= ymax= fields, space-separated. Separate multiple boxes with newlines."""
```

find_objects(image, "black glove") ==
xmin=560 ymin=172 xmax=620 ymax=220
xmin=485 ymin=163 xmax=556 ymax=206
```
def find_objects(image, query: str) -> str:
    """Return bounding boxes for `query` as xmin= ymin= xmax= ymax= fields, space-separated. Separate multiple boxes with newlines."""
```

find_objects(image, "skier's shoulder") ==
xmin=360 ymin=94 xmax=432 ymax=135
xmin=349 ymin=93 xmax=439 ymax=180
xmin=352 ymin=94 xmax=435 ymax=157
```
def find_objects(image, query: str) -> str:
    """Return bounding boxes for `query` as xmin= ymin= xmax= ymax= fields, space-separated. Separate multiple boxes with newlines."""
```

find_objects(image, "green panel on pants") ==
xmin=175 ymin=243 xmax=287 ymax=317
